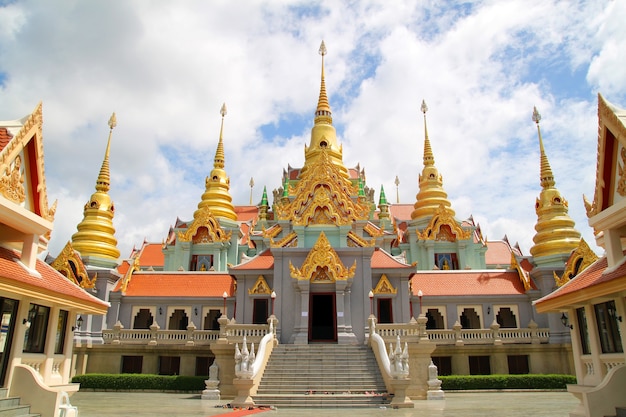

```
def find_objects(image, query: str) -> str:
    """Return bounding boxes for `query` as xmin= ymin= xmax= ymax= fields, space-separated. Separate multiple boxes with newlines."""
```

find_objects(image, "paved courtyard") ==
xmin=69 ymin=391 xmax=579 ymax=417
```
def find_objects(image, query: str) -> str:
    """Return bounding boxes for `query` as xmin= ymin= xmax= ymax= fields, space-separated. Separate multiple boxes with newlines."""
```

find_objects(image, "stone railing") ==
xmin=101 ymin=319 xmax=270 ymax=346
xmin=376 ymin=319 xmax=549 ymax=345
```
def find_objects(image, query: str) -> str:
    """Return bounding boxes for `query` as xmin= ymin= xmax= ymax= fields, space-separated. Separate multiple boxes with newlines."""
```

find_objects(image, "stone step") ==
xmin=253 ymin=393 xmax=389 ymax=408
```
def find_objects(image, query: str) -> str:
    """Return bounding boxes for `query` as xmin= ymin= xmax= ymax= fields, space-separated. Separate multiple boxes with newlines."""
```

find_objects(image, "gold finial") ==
xmin=394 ymin=175 xmax=400 ymax=204
xmin=319 ymin=40 xmax=327 ymax=56
xmin=220 ymin=103 xmax=227 ymax=118
xmin=249 ymin=177 xmax=254 ymax=205
xmin=108 ymin=112 xmax=117 ymax=130
xmin=532 ymin=106 xmax=541 ymax=124
xmin=421 ymin=99 xmax=434 ymax=167
xmin=421 ymin=100 xmax=428 ymax=114
xmin=532 ymin=106 xmax=554 ymax=189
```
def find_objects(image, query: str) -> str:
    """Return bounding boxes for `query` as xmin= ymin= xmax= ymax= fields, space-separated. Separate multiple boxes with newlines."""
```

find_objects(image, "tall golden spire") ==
xmin=193 ymin=103 xmax=237 ymax=221
xmin=411 ymin=100 xmax=454 ymax=221
xmin=302 ymin=41 xmax=349 ymax=179
xmin=530 ymin=106 xmax=580 ymax=260
xmin=71 ymin=113 xmax=120 ymax=265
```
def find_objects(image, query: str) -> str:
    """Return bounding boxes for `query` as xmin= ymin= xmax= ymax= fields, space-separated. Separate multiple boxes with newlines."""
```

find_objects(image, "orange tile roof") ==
xmin=410 ymin=270 xmax=528 ymax=296
xmin=0 ymin=127 xmax=12 ymax=152
xmin=0 ymin=246 xmax=109 ymax=311
xmin=230 ymin=249 xmax=274 ymax=270
xmin=120 ymin=272 xmax=235 ymax=297
xmin=371 ymin=248 xmax=413 ymax=269
xmin=235 ymin=206 xmax=259 ymax=222
xmin=535 ymin=255 xmax=626 ymax=310
xmin=485 ymin=241 xmax=512 ymax=266
xmin=390 ymin=204 xmax=414 ymax=221
xmin=137 ymin=243 xmax=164 ymax=267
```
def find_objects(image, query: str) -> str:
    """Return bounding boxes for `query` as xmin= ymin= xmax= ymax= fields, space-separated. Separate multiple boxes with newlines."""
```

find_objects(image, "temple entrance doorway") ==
xmin=308 ymin=293 xmax=337 ymax=343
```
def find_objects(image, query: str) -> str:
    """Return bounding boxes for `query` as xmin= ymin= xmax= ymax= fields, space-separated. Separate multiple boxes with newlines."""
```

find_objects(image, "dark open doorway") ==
xmin=308 ymin=293 xmax=337 ymax=342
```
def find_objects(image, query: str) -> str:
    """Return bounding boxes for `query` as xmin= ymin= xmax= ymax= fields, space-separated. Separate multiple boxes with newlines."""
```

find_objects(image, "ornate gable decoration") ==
xmin=120 ymin=255 xmax=141 ymax=293
xmin=248 ymin=275 xmax=271 ymax=295
xmin=270 ymin=231 xmax=298 ymax=248
xmin=289 ymin=231 xmax=356 ymax=282
xmin=417 ymin=204 xmax=472 ymax=241
xmin=364 ymin=222 xmax=384 ymax=238
xmin=373 ymin=274 xmax=397 ymax=294
xmin=51 ymin=241 xmax=97 ymax=289
xmin=510 ymin=252 xmax=532 ymax=291
xmin=584 ymin=94 xmax=626 ymax=218
xmin=178 ymin=205 xmax=232 ymax=243
xmin=0 ymin=102 xmax=57 ymax=222
xmin=274 ymin=149 xmax=369 ymax=226
xmin=347 ymin=231 xmax=375 ymax=247
xmin=553 ymin=238 xmax=599 ymax=287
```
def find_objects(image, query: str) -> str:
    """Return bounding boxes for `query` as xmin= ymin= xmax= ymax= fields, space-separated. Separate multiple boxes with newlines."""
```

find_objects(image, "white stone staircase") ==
xmin=0 ymin=389 xmax=39 ymax=417
xmin=253 ymin=344 xmax=389 ymax=408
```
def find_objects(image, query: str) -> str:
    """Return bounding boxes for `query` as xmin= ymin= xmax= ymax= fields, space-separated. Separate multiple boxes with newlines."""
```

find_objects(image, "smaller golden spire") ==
xmin=71 ymin=112 xmax=120 ymax=265
xmin=193 ymin=103 xmax=236 ymax=221
xmin=530 ymin=106 xmax=580 ymax=260
xmin=411 ymin=100 xmax=454 ymax=221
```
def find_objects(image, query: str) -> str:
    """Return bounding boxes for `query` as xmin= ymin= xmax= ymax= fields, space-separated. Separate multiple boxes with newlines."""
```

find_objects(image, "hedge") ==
xmin=71 ymin=374 xmax=207 ymax=392
xmin=440 ymin=374 xmax=576 ymax=390
xmin=72 ymin=373 xmax=576 ymax=392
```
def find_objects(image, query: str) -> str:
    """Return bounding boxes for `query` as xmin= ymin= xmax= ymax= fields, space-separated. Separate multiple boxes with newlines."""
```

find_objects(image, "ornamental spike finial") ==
xmin=532 ymin=106 xmax=554 ymax=189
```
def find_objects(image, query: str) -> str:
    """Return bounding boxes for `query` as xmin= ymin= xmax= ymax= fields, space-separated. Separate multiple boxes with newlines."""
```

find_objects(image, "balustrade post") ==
xmin=417 ymin=314 xmax=428 ymax=341
xmin=490 ymin=320 xmax=502 ymax=345
xmin=217 ymin=315 xmax=229 ymax=343
xmin=112 ymin=321 xmax=123 ymax=345
xmin=453 ymin=321 xmax=464 ymax=346
xmin=148 ymin=322 xmax=160 ymax=346
xmin=186 ymin=322 xmax=197 ymax=346
xmin=528 ymin=319 xmax=540 ymax=344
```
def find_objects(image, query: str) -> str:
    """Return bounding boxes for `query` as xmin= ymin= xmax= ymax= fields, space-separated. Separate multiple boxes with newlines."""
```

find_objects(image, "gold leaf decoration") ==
xmin=289 ymin=232 xmax=356 ymax=282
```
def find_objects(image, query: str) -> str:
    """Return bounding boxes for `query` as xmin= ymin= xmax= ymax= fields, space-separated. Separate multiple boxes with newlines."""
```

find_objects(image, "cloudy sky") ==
xmin=2 ymin=0 xmax=625 ymax=260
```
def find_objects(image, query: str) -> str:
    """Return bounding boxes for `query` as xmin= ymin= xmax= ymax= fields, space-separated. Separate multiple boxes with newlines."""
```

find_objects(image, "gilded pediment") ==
xmin=178 ymin=205 xmax=232 ymax=243
xmin=248 ymin=275 xmax=271 ymax=295
xmin=51 ymin=242 xmax=97 ymax=289
xmin=510 ymin=252 xmax=532 ymax=291
xmin=373 ymin=274 xmax=397 ymax=294
xmin=553 ymin=238 xmax=598 ymax=287
xmin=289 ymin=231 xmax=356 ymax=282
xmin=417 ymin=205 xmax=472 ymax=241
xmin=274 ymin=149 xmax=369 ymax=226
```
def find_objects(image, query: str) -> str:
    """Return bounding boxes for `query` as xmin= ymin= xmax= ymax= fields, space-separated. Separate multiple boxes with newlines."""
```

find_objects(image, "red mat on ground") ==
xmin=209 ymin=408 xmax=269 ymax=417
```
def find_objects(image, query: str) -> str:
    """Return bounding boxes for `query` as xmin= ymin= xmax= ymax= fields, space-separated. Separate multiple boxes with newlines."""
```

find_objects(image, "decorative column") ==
xmin=291 ymin=279 xmax=310 ymax=344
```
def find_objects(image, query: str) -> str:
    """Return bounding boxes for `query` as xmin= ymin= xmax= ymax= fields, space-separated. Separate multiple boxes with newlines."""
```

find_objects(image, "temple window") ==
xmin=168 ymin=309 xmax=189 ymax=330
xmin=23 ymin=303 xmax=50 ymax=354
xmin=426 ymin=308 xmax=445 ymax=329
xmin=190 ymin=254 xmax=213 ymax=271
xmin=121 ymin=356 xmax=143 ymax=373
xmin=158 ymin=356 xmax=180 ymax=375
xmin=469 ymin=355 xmax=491 ymax=375
xmin=576 ymin=307 xmax=591 ymax=355
xmin=507 ymin=355 xmax=529 ymax=374
xmin=54 ymin=310 xmax=69 ymax=354
xmin=459 ymin=307 xmax=481 ymax=329
xmin=132 ymin=308 xmax=154 ymax=329
xmin=435 ymin=253 xmax=458 ymax=270
xmin=203 ymin=309 xmax=221 ymax=330
xmin=594 ymin=300 xmax=623 ymax=354
xmin=495 ymin=306 xmax=518 ymax=328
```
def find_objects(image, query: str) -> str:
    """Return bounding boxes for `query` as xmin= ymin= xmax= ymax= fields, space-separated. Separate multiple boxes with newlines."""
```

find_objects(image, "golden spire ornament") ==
xmin=71 ymin=112 xmax=121 ymax=266
xmin=529 ymin=106 xmax=580 ymax=261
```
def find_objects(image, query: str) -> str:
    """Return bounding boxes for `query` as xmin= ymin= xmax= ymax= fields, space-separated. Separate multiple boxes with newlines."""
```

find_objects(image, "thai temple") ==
xmin=2 ymin=42 xmax=624 ymax=414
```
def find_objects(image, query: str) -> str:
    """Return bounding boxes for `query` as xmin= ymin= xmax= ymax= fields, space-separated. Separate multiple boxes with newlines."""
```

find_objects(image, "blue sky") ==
xmin=1 ymin=0 xmax=625 ymax=259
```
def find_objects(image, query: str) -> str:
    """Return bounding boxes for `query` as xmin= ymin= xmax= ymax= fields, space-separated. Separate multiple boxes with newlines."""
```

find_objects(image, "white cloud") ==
xmin=1 ymin=0 xmax=623 ymax=260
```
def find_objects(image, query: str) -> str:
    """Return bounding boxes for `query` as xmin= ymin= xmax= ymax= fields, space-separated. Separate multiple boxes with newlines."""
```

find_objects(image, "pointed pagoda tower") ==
xmin=300 ymin=41 xmax=349 ymax=180
xmin=529 ymin=106 xmax=581 ymax=266
xmin=403 ymin=101 xmax=485 ymax=270
xmin=410 ymin=100 xmax=455 ymax=223
xmin=71 ymin=113 xmax=120 ymax=268
xmin=163 ymin=104 xmax=239 ymax=272
xmin=193 ymin=103 xmax=237 ymax=221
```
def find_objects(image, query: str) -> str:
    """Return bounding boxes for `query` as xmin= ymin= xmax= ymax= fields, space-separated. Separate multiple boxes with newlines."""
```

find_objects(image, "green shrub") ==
xmin=439 ymin=374 xmax=576 ymax=390
xmin=71 ymin=374 xmax=207 ymax=392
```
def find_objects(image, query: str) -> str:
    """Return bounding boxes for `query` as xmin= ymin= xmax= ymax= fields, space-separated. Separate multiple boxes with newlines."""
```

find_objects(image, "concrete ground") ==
xmin=69 ymin=391 xmax=580 ymax=417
